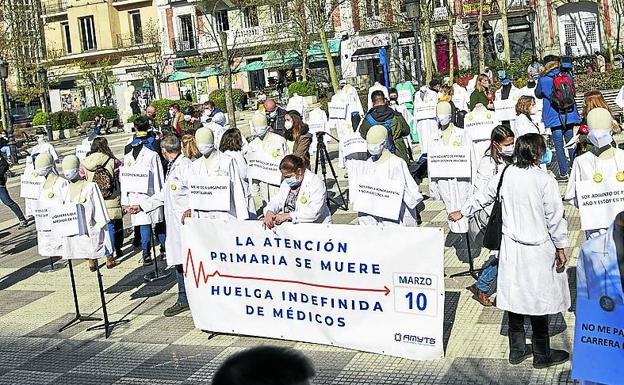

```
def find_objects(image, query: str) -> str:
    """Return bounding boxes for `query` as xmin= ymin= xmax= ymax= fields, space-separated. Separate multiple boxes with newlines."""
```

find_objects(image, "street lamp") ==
xmin=37 ymin=67 xmax=54 ymax=142
xmin=0 ymin=59 xmax=17 ymax=164
xmin=404 ymin=0 xmax=423 ymax=86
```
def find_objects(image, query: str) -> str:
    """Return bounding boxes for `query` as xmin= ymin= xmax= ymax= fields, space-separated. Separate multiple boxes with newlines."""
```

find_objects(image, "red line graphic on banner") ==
xmin=184 ymin=249 xmax=390 ymax=295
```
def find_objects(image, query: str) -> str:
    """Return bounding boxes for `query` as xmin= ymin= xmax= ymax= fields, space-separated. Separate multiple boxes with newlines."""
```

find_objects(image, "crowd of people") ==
xmin=9 ymin=52 xmax=623 ymax=373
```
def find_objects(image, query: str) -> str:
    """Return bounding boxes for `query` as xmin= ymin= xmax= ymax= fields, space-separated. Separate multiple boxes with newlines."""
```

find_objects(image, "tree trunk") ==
xmin=220 ymin=32 xmax=237 ymax=129
xmin=319 ymin=28 xmax=339 ymax=94
xmin=0 ymin=87 xmax=6 ymax=132
xmin=301 ymin=39 xmax=308 ymax=81
xmin=154 ymin=76 xmax=162 ymax=99
xmin=598 ymin=0 xmax=614 ymax=63
xmin=478 ymin=0 xmax=485 ymax=72
xmin=421 ymin=2 xmax=434 ymax=83
xmin=499 ymin=0 xmax=510 ymax=65
xmin=448 ymin=9 xmax=455 ymax=80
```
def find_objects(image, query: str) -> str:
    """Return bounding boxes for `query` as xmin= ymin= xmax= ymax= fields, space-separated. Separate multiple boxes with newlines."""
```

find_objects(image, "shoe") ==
xmin=555 ymin=174 xmax=569 ymax=182
xmin=466 ymin=284 xmax=478 ymax=296
xmin=132 ymin=238 xmax=141 ymax=248
xmin=115 ymin=249 xmax=123 ymax=259
xmin=508 ymin=331 xmax=533 ymax=365
xmin=467 ymin=284 xmax=493 ymax=306
xmin=532 ymin=337 xmax=569 ymax=369
xmin=18 ymin=219 xmax=31 ymax=229
xmin=88 ymin=259 xmax=97 ymax=272
xmin=142 ymin=258 xmax=153 ymax=267
xmin=106 ymin=257 xmax=119 ymax=269
xmin=163 ymin=302 xmax=190 ymax=317
xmin=159 ymin=251 xmax=166 ymax=260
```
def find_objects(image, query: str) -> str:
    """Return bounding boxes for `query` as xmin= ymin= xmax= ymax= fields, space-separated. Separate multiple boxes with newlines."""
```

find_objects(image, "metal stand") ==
xmin=87 ymin=259 xmax=129 ymax=338
xmin=143 ymin=225 xmax=170 ymax=282
xmin=59 ymin=260 xmax=101 ymax=332
xmin=314 ymin=131 xmax=348 ymax=211
xmin=39 ymin=256 xmax=67 ymax=273
xmin=449 ymin=234 xmax=483 ymax=279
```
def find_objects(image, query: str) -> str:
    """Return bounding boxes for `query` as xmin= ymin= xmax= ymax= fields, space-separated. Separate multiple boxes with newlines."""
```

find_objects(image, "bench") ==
xmin=574 ymin=88 xmax=623 ymax=122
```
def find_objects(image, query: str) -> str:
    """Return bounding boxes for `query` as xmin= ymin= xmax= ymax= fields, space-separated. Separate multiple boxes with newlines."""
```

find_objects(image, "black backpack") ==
xmin=93 ymin=158 xmax=116 ymax=199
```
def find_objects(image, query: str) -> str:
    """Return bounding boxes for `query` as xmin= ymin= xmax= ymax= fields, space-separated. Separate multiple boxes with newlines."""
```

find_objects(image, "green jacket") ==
xmin=359 ymin=105 xmax=411 ymax=164
xmin=468 ymin=90 xmax=490 ymax=111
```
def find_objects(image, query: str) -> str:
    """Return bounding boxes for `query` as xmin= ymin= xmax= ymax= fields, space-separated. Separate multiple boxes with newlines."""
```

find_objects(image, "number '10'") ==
xmin=405 ymin=292 xmax=427 ymax=311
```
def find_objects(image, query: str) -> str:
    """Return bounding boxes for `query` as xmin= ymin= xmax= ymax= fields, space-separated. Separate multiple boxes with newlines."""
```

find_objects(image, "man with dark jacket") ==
xmin=0 ymin=155 xmax=29 ymax=228
xmin=359 ymin=90 xmax=412 ymax=163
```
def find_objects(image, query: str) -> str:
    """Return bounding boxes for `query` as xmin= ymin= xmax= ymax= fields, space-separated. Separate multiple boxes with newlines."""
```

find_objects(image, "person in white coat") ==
xmin=121 ymin=117 xmax=165 ymax=266
xmin=33 ymin=153 xmax=69 ymax=258
xmin=450 ymin=133 xmax=570 ymax=369
xmin=413 ymin=80 xmax=441 ymax=154
xmin=128 ymin=135 xmax=193 ymax=317
xmin=220 ymin=128 xmax=256 ymax=218
xmin=263 ymin=155 xmax=331 ymax=228
xmin=60 ymin=156 xmax=113 ymax=270
xmin=513 ymin=96 xmax=542 ymax=138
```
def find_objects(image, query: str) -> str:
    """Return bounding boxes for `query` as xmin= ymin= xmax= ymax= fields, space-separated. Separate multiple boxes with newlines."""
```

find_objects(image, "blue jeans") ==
xmin=1 ymin=146 xmax=10 ymax=158
xmin=551 ymin=126 xmax=575 ymax=176
xmin=139 ymin=223 xmax=166 ymax=260
xmin=476 ymin=258 xmax=498 ymax=293
xmin=176 ymin=265 xmax=188 ymax=305
xmin=0 ymin=186 xmax=25 ymax=221
xmin=105 ymin=219 xmax=124 ymax=257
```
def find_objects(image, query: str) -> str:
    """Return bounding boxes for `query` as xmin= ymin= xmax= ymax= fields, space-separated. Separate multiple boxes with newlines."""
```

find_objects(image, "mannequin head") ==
xmin=436 ymin=101 xmax=453 ymax=128
xmin=34 ymin=153 xmax=55 ymax=176
xmin=195 ymin=127 xmax=215 ymax=156
xmin=250 ymin=113 xmax=269 ymax=137
xmin=366 ymin=125 xmax=387 ymax=161
xmin=61 ymin=155 xmax=81 ymax=181
xmin=212 ymin=112 xmax=226 ymax=127
xmin=587 ymin=107 xmax=614 ymax=148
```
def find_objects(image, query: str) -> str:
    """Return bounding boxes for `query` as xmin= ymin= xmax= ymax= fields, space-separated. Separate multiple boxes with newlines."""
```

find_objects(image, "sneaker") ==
xmin=159 ymin=251 xmax=166 ymax=261
xmin=555 ymin=174 xmax=569 ymax=182
xmin=142 ymin=258 xmax=153 ymax=267
xmin=18 ymin=219 xmax=31 ymax=229
xmin=163 ymin=302 xmax=190 ymax=317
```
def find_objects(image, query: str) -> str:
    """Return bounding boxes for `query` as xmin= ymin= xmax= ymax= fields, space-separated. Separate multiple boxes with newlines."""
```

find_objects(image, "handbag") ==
xmin=482 ymin=165 xmax=510 ymax=251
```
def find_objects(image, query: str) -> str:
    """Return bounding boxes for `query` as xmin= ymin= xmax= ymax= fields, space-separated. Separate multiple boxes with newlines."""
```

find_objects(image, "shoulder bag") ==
xmin=482 ymin=165 xmax=511 ymax=251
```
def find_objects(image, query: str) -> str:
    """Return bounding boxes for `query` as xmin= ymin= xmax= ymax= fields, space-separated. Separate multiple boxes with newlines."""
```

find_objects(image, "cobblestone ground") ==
xmin=0 ymin=121 xmax=581 ymax=384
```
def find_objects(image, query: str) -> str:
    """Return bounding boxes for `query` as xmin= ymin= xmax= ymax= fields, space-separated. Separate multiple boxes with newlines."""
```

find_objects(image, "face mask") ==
xmin=541 ymin=148 xmax=553 ymax=165
xmin=252 ymin=125 xmax=269 ymax=137
xmin=500 ymin=144 xmax=514 ymax=157
xmin=284 ymin=176 xmax=301 ymax=188
xmin=63 ymin=168 xmax=80 ymax=181
xmin=437 ymin=114 xmax=452 ymax=126
xmin=497 ymin=70 xmax=506 ymax=79
xmin=169 ymin=109 xmax=175 ymax=116
xmin=268 ymin=111 xmax=277 ymax=118
xmin=367 ymin=142 xmax=384 ymax=156
xmin=205 ymin=109 xmax=213 ymax=115
xmin=35 ymin=165 xmax=53 ymax=176
xmin=284 ymin=120 xmax=293 ymax=130
xmin=587 ymin=130 xmax=613 ymax=148
xmin=198 ymin=143 xmax=214 ymax=156
xmin=184 ymin=115 xmax=191 ymax=122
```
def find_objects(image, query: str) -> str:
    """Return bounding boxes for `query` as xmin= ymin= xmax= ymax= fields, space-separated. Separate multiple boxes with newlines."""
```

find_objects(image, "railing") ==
xmin=42 ymin=0 xmax=67 ymax=14
xmin=459 ymin=0 xmax=531 ymax=18
xmin=172 ymin=35 xmax=199 ymax=52
xmin=116 ymin=33 xmax=146 ymax=49
xmin=432 ymin=6 xmax=449 ymax=22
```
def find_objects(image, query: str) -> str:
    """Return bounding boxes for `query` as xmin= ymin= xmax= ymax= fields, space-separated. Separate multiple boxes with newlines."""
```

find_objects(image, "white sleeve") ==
xmin=543 ymin=178 xmax=569 ymax=249
xmin=291 ymin=176 xmax=327 ymax=224
xmin=152 ymin=154 xmax=164 ymax=195
xmin=400 ymin=160 xmax=423 ymax=209
xmin=264 ymin=182 xmax=287 ymax=215
xmin=563 ymin=161 xmax=579 ymax=205
xmin=141 ymin=188 xmax=165 ymax=213
xmin=461 ymin=168 xmax=501 ymax=217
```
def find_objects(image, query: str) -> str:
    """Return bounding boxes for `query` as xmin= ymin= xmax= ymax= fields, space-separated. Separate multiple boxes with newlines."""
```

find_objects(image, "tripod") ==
xmin=314 ymin=131 xmax=348 ymax=211
xmin=58 ymin=260 xmax=101 ymax=332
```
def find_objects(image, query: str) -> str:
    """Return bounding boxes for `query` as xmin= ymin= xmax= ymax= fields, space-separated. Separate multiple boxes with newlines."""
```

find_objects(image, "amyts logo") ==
xmin=394 ymin=332 xmax=436 ymax=346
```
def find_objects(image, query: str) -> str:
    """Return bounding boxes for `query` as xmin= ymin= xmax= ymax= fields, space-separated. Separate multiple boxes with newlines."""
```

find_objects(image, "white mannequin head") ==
xmin=195 ymin=127 xmax=215 ymax=156
xmin=61 ymin=155 xmax=81 ymax=181
xmin=34 ymin=153 xmax=54 ymax=176
xmin=587 ymin=107 xmax=614 ymax=148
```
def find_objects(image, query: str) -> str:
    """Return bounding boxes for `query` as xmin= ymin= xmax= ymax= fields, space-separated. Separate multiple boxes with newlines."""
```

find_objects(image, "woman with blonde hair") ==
xmin=514 ymin=95 xmax=541 ymax=138
xmin=181 ymin=134 xmax=201 ymax=160
xmin=469 ymin=74 xmax=494 ymax=111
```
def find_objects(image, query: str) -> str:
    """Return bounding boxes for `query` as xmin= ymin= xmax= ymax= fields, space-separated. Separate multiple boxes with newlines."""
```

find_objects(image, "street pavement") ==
xmin=0 ymin=118 xmax=582 ymax=384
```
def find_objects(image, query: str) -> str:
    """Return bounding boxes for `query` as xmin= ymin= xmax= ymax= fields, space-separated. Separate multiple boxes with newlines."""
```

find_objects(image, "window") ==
xmin=215 ymin=10 xmax=229 ymax=32
xmin=272 ymin=5 xmax=288 ymax=24
xmin=79 ymin=16 xmax=97 ymax=51
xmin=130 ymin=11 xmax=143 ymax=44
xmin=366 ymin=0 xmax=380 ymax=17
xmin=585 ymin=20 xmax=597 ymax=44
xmin=178 ymin=15 xmax=195 ymax=50
xmin=61 ymin=22 xmax=72 ymax=54
xmin=564 ymin=24 xmax=577 ymax=47
xmin=243 ymin=6 xmax=259 ymax=28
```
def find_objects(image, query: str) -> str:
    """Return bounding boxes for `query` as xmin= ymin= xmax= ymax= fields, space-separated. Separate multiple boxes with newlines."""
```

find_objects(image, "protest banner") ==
xmin=75 ymin=145 xmax=90 ymax=160
xmin=49 ymin=203 xmax=87 ymax=238
xmin=247 ymin=150 xmax=284 ymax=186
xmin=181 ymin=220 xmax=445 ymax=361
xmin=120 ymin=166 xmax=151 ymax=194
xmin=189 ymin=176 xmax=231 ymax=212
xmin=572 ymin=238 xmax=624 ymax=384
xmin=20 ymin=174 xmax=44 ymax=199
xmin=412 ymin=102 xmax=437 ymax=121
xmin=427 ymin=146 xmax=472 ymax=179
xmin=493 ymin=99 xmax=517 ymax=122
xmin=575 ymin=180 xmax=624 ymax=230
xmin=464 ymin=112 xmax=497 ymax=141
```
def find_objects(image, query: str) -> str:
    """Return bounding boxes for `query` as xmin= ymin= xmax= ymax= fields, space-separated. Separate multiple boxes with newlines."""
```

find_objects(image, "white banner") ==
xmin=75 ymin=145 xmax=90 ymax=160
xmin=427 ymin=146 xmax=472 ymax=179
xmin=247 ymin=151 xmax=284 ymax=186
xmin=340 ymin=133 xmax=367 ymax=159
xmin=464 ymin=113 xmax=497 ymax=141
xmin=49 ymin=203 xmax=87 ymax=237
xmin=493 ymin=99 xmax=517 ymax=122
xmin=576 ymin=180 xmax=624 ymax=230
xmin=413 ymin=102 xmax=437 ymax=121
xmin=189 ymin=176 xmax=231 ymax=212
xmin=397 ymin=90 xmax=413 ymax=105
xmin=181 ymin=220 xmax=445 ymax=361
xmin=328 ymin=101 xmax=347 ymax=120
xmin=120 ymin=165 xmax=150 ymax=194
xmin=352 ymin=175 xmax=404 ymax=220
xmin=33 ymin=204 xmax=51 ymax=231
xmin=20 ymin=174 xmax=44 ymax=199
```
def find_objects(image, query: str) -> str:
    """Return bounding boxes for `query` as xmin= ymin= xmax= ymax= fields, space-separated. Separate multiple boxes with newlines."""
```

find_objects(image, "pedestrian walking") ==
xmin=0 ymin=154 xmax=29 ymax=228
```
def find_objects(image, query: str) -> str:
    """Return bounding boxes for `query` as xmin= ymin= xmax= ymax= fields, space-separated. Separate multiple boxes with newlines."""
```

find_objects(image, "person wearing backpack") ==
xmin=81 ymin=137 xmax=123 ymax=268
xmin=359 ymin=90 xmax=411 ymax=164
xmin=535 ymin=56 xmax=581 ymax=181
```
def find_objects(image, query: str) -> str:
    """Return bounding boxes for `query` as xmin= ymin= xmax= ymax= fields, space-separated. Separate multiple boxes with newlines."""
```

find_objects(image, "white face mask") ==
xmin=500 ymin=144 xmax=515 ymax=157
xmin=251 ymin=125 xmax=269 ymax=137
xmin=284 ymin=120 xmax=293 ymax=130
xmin=63 ymin=168 xmax=80 ymax=181
xmin=197 ymin=143 xmax=214 ymax=156
xmin=587 ymin=130 xmax=613 ymax=148
xmin=184 ymin=115 xmax=192 ymax=122
xmin=367 ymin=142 xmax=385 ymax=156
xmin=35 ymin=165 xmax=53 ymax=176
xmin=437 ymin=114 xmax=452 ymax=126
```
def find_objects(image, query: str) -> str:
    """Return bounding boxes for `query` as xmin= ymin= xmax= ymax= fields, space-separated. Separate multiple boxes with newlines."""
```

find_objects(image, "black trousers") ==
xmin=508 ymin=311 xmax=549 ymax=339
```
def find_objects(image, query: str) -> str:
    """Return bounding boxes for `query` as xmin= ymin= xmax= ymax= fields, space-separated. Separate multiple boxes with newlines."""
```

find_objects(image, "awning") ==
xmin=308 ymin=39 xmax=340 ymax=62
xmin=237 ymin=61 xmax=266 ymax=72
xmin=261 ymin=38 xmax=342 ymax=67
xmin=351 ymin=47 xmax=381 ymax=62
xmin=195 ymin=67 xmax=221 ymax=78
xmin=162 ymin=71 xmax=193 ymax=82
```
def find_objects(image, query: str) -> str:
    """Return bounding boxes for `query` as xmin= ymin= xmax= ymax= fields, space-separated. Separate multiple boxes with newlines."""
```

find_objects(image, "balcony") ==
xmin=432 ymin=6 xmax=449 ymax=22
xmin=42 ymin=0 xmax=68 ymax=16
xmin=112 ymin=0 xmax=152 ymax=7
xmin=459 ymin=0 xmax=532 ymax=18
xmin=116 ymin=33 xmax=158 ymax=50
xmin=172 ymin=35 xmax=199 ymax=53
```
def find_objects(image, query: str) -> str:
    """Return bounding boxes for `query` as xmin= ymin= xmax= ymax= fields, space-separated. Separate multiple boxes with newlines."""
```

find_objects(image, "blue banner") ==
xmin=379 ymin=47 xmax=389 ymax=89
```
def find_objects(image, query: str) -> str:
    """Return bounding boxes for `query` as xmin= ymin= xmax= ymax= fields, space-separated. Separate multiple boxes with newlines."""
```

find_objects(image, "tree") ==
xmin=496 ymin=0 xmax=510 ymax=65
xmin=597 ymin=0 xmax=614 ymax=63
xmin=447 ymin=3 xmax=456 ymax=80
xmin=78 ymin=59 xmax=116 ymax=107
xmin=132 ymin=20 xmax=167 ymax=99
xmin=419 ymin=0 xmax=435 ymax=83
xmin=284 ymin=0 xmax=312 ymax=81
xmin=477 ymin=0 xmax=485 ymax=72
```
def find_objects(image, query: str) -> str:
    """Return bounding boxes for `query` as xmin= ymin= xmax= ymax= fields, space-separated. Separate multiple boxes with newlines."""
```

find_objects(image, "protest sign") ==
xmin=247 ymin=150 xmax=283 ymax=186
xmin=75 ymin=145 xmax=90 ymax=160
xmin=189 ymin=176 xmax=231 ymax=212
xmin=50 ymin=203 xmax=87 ymax=237
xmin=397 ymin=90 xmax=413 ymax=105
xmin=493 ymin=99 xmax=517 ymax=122
xmin=328 ymin=100 xmax=347 ymax=120
xmin=340 ymin=133 xmax=367 ymax=160
xmin=575 ymin=180 xmax=624 ymax=230
xmin=33 ymin=204 xmax=51 ymax=231
xmin=464 ymin=112 xmax=497 ymax=141
xmin=20 ymin=174 xmax=44 ymax=199
xmin=182 ymin=220 xmax=445 ymax=361
xmin=351 ymin=175 xmax=404 ymax=220
xmin=413 ymin=102 xmax=437 ymax=120
xmin=427 ymin=146 xmax=472 ymax=179
xmin=120 ymin=166 xmax=151 ymax=194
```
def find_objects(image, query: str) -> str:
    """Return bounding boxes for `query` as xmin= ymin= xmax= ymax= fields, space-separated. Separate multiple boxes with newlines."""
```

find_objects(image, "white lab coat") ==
xmin=461 ymin=165 xmax=570 ymax=315
xmin=264 ymin=170 xmax=331 ymax=224
xmin=452 ymin=84 xmax=469 ymax=112
xmin=413 ymin=88 xmax=439 ymax=155
xmin=188 ymin=152 xmax=251 ymax=221
xmin=353 ymin=154 xmax=423 ymax=227
xmin=367 ymin=82 xmax=389 ymax=112
xmin=207 ymin=123 xmax=228 ymax=149
xmin=466 ymin=75 xmax=478 ymax=94
xmin=306 ymin=108 xmax=330 ymax=154
xmin=247 ymin=132 xmax=288 ymax=206
xmin=223 ymin=150 xmax=255 ymax=218
xmin=36 ymin=175 xmax=69 ymax=257
xmin=24 ymin=142 xmax=60 ymax=217
xmin=519 ymin=85 xmax=545 ymax=132
xmin=61 ymin=181 xmax=112 ymax=260
xmin=286 ymin=94 xmax=309 ymax=119
xmin=514 ymin=113 xmax=542 ymax=138
xmin=465 ymin=106 xmax=495 ymax=159
xmin=429 ymin=125 xmax=477 ymax=233
xmin=142 ymin=155 xmax=192 ymax=266
xmin=121 ymin=146 xmax=165 ymax=226
xmin=342 ymin=84 xmax=364 ymax=117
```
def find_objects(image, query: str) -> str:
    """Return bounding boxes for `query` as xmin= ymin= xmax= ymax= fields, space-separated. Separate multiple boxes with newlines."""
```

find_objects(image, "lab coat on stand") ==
xmin=36 ymin=175 xmax=69 ymax=257
xmin=286 ymin=94 xmax=309 ymax=119
xmin=24 ymin=142 xmax=60 ymax=217
xmin=306 ymin=108 xmax=330 ymax=155
xmin=121 ymin=146 xmax=165 ymax=226
xmin=61 ymin=181 xmax=112 ymax=260
xmin=413 ymin=88 xmax=440 ymax=155
xmin=246 ymin=132 xmax=288 ymax=208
